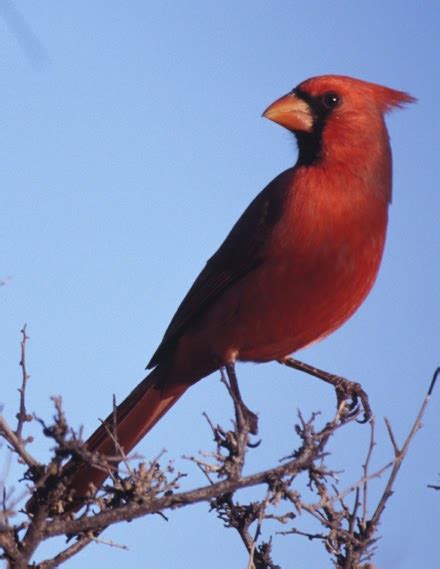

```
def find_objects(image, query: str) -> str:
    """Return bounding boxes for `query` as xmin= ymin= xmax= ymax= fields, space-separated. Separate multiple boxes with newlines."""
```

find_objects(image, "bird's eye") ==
xmin=321 ymin=92 xmax=341 ymax=110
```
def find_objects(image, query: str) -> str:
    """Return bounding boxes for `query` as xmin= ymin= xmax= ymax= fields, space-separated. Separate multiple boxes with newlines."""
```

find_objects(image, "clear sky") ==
xmin=1 ymin=2 xmax=439 ymax=568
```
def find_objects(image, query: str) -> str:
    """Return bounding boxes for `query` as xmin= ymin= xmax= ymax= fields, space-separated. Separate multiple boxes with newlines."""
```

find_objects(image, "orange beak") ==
xmin=263 ymin=92 xmax=313 ymax=133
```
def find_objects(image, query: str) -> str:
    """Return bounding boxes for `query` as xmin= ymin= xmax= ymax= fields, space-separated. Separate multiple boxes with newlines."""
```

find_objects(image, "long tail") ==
xmin=66 ymin=365 xmax=189 ymax=500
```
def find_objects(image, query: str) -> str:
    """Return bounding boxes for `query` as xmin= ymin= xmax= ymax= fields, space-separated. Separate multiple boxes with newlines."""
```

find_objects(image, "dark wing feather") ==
xmin=147 ymin=170 xmax=292 ymax=368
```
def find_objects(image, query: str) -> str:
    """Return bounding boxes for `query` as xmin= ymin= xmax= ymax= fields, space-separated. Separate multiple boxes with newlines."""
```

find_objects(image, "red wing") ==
xmin=147 ymin=170 xmax=292 ymax=368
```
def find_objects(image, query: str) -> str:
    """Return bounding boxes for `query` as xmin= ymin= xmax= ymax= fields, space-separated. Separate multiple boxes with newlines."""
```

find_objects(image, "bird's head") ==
xmin=263 ymin=75 xmax=415 ymax=166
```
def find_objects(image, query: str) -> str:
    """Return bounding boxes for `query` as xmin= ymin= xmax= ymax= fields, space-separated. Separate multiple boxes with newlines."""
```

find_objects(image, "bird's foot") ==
xmin=221 ymin=361 xmax=259 ymax=435
xmin=333 ymin=377 xmax=372 ymax=423
xmin=278 ymin=357 xmax=372 ymax=423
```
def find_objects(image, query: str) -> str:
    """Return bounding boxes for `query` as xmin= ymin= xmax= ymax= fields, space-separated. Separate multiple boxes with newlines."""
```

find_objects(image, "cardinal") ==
xmin=40 ymin=75 xmax=415 ymax=503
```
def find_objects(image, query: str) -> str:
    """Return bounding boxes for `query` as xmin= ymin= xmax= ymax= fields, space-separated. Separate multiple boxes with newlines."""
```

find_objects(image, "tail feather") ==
xmin=67 ymin=365 xmax=188 ymax=500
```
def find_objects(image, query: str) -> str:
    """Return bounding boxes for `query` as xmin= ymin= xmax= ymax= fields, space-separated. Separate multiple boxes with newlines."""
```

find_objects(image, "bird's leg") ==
xmin=223 ymin=362 xmax=259 ymax=435
xmin=278 ymin=357 xmax=372 ymax=423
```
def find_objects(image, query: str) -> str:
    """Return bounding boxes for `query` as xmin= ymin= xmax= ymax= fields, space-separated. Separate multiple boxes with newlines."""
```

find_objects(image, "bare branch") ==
xmin=34 ymin=534 xmax=95 ymax=569
xmin=361 ymin=418 xmax=376 ymax=526
xmin=0 ymin=415 xmax=40 ymax=469
xmin=15 ymin=325 xmax=32 ymax=439
xmin=367 ymin=369 xmax=438 ymax=532
xmin=0 ymin=327 xmax=437 ymax=568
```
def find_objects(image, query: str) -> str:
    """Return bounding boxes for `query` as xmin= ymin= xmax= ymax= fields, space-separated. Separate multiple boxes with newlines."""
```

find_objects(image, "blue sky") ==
xmin=1 ymin=2 xmax=439 ymax=567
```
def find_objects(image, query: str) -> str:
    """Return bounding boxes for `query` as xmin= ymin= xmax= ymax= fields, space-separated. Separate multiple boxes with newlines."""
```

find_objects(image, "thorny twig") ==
xmin=0 ymin=329 xmax=437 ymax=568
xmin=366 ymin=368 xmax=439 ymax=533
xmin=15 ymin=325 xmax=32 ymax=439
xmin=277 ymin=368 xmax=439 ymax=568
xmin=0 ymin=415 xmax=39 ymax=470
xmin=0 ymin=326 xmax=39 ymax=471
xmin=361 ymin=418 xmax=376 ymax=526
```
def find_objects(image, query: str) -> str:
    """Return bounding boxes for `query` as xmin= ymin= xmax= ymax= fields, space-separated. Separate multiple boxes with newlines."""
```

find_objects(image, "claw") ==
xmin=334 ymin=377 xmax=372 ymax=423
xmin=356 ymin=414 xmax=370 ymax=425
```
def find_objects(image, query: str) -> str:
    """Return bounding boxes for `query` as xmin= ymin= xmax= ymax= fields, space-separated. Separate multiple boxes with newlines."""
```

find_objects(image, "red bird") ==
xmin=58 ymin=75 xmax=415 ymax=500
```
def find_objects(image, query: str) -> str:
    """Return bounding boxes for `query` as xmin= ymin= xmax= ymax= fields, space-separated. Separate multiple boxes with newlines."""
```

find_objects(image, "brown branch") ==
xmin=42 ymin=441 xmax=319 ymax=538
xmin=1 ymin=325 xmax=437 ymax=568
xmin=0 ymin=415 xmax=40 ymax=469
xmin=18 ymin=506 xmax=49 ymax=564
xmin=0 ymin=526 xmax=20 ymax=564
xmin=15 ymin=325 xmax=32 ymax=438
xmin=0 ymin=326 xmax=39 ymax=472
xmin=275 ymin=368 xmax=439 ymax=568
xmin=366 ymin=368 xmax=439 ymax=534
xmin=34 ymin=534 xmax=95 ymax=569
xmin=361 ymin=418 xmax=376 ymax=526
